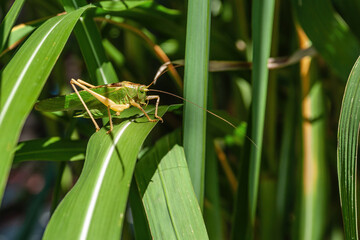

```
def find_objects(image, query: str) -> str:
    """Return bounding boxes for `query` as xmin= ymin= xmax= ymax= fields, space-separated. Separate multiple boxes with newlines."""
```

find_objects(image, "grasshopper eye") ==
xmin=139 ymin=87 xmax=147 ymax=93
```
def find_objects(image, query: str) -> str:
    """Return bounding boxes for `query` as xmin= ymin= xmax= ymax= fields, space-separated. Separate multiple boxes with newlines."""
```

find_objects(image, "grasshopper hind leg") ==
xmin=70 ymin=79 xmax=100 ymax=131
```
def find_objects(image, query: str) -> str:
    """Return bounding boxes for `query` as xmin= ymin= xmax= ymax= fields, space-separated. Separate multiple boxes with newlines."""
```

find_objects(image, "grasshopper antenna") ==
xmin=147 ymin=61 xmax=184 ymax=88
xmin=148 ymin=88 xmax=258 ymax=149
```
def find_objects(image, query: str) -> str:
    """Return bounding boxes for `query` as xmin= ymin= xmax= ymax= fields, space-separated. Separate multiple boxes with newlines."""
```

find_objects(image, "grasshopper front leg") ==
xmin=130 ymin=98 xmax=163 ymax=123
xmin=146 ymin=95 xmax=163 ymax=122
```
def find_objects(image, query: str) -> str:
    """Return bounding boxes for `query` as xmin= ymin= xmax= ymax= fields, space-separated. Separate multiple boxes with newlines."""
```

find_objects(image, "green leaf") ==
xmin=0 ymin=0 xmax=26 ymax=52
xmin=232 ymin=0 xmax=275 ymax=239
xmin=275 ymin=88 xmax=295 ymax=239
xmin=204 ymin=136 xmax=222 ymax=240
xmin=135 ymin=139 xmax=208 ymax=239
xmin=94 ymin=0 xmax=152 ymax=12
xmin=292 ymin=0 xmax=360 ymax=80
xmin=95 ymin=2 xmax=183 ymax=39
xmin=43 ymin=106 xmax=168 ymax=240
xmin=131 ymin=130 xmax=181 ymax=239
xmin=337 ymin=56 xmax=360 ymax=239
xmin=5 ymin=22 xmax=37 ymax=49
xmin=102 ymin=39 xmax=125 ymax=67
xmin=129 ymin=178 xmax=152 ymax=240
xmin=296 ymin=72 xmax=328 ymax=239
xmin=183 ymin=0 xmax=211 ymax=206
xmin=333 ymin=0 xmax=360 ymax=40
xmin=13 ymin=137 xmax=87 ymax=163
xmin=248 ymin=0 xmax=275 ymax=234
xmin=1 ymin=18 xmax=47 ymax=58
xmin=0 ymin=6 xmax=90 ymax=203
xmin=62 ymin=0 xmax=119 ymax=85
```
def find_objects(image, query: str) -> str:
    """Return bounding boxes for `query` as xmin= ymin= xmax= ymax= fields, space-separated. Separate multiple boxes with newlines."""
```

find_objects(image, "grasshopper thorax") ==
xmin=120 ymin=81 xmax=148 ymax=105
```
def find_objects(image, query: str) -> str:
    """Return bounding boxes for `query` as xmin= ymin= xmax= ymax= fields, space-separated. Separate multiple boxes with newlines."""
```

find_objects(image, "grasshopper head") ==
xmin=137 ymin=85 xmax=148 ymax=104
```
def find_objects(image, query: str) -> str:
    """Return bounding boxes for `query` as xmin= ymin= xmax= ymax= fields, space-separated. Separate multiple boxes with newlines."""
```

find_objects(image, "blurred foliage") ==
xmin=0 ymin=0 xmax=359 ymax=239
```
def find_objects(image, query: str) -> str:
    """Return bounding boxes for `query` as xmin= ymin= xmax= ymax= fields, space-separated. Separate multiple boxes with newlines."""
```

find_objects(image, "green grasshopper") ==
xmin=36 ymin=79 xmax=239 ymax=131
xmin=69 ymin=79 xmax=163 ymax=133
xmin=35 ymin=78 xmax=164 ymax=134
xmin=35 ymin=62 xmax=242 ymax=137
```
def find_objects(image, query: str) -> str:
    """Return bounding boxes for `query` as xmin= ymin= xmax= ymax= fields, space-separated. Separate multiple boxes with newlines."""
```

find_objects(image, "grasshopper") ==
xmin=35 ymin=75 xmax=257 ymax=148
xmin=36 ymin=77 xmax=237 ymax=134
xmin=35 ymin=60 xmax=259 ymax=150
xmin=36 ymin=62 xmax=248 ymax=138
xmin=69 ymin=79 xmax=163 ymax=134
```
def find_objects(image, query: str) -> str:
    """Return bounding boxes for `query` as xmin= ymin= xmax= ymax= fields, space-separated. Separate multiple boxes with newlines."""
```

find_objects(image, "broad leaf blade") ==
xmin=333 ymin=0 xmax=360 ymax=40
xmin=183 ymin=0 xmax=211 ymax=205
xmin=248 ymin=0 xmax=275 ymax=236
xmin=0 ymin=6 xmax=89 ymax=203
xmin=129 ymin=178 xmax=152 ymax=240
xmin=292 ymin=0 xmax=360 ymax=80
xmin=94 ymin=1 xmax=152 ymax=12
xmin=14 ymin=137 xmax=87 ymax=163
xmin=95 ymin=2 xmax=183 ymax=40
xmin=232 ymin=0 xmax=275 ymax=239
xmin=337 ymin=56 xmax=360 ymax=239
xmin=62 ymin=0 xmax=122 ymax=85
xmin=131 ymin=130 xmax=181 ymax=240
xmin=135 ymin=141 xmax=208 ymax=239
xmin=0 ymin=0 xmax=26 ymax=52
xmin=43 ymin=106 xmax=168 ymax=240
xmin=1 ymin=19 xmax=45 ymax=56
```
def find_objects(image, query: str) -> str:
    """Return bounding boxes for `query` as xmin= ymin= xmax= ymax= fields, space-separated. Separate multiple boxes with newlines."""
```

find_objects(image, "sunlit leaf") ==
xmin=135 ymin=136 xmax=208 ymax=239
xmin=44 ymin=106 xmax=168 ymax=240
xmin=13 ymin=137 xmax=87 ymax=163
xmin=0 ymin=6 xmax=90 ymax=202
xmin=0 ymin=0 xmax=25 ymax=52
xmin=337 ymin=56 xmax=360 ymax=239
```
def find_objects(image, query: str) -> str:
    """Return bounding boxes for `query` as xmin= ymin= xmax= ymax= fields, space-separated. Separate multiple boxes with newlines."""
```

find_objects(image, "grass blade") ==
xmin=183 ymin=0 xmax=211 ymax=205
xmin=297 ymin=81 xmax=327 ymax=239
xmin=275 ymin=88 xmax=295 ymax=238
xmin=129 ymin=178 xmax=152 ymax=240
xmin=131 ymin=130 xmax=181 ymax=239
xmin=292 ymin=0 xmax=360 ymax=80
xmin=334 ymin=0 xmax=360 ymax=39
xmin=247 ymin=0 xmax=275 ymax=235
xmin=135 ymin=138 xmax=208 ymax=239
xmin=62 ymin=0 xmax=118 ymax=85
xmin=43 ymin=106 xmax=168 ymax=240
xmin=94 ymin=1 xmax=151 ymax=11
xmin=204 ymin=137 xmax=222 ymax=240
xmin=0 ymin=6 xmax=89 ymax=204
xmin=296 ymin=29 xmax=328 ymax=239
xmin=337 ymin=56 xmax=360 ymax=239
xmin=1 ymin=19 xmax=43 ymax=57
xmin=13 ymin=137 xmax=87 ymax=163
xmin=0 ymin=0 xmax=25 ymax=52
xmin=94 ymin=2 xmax=183 ymax=39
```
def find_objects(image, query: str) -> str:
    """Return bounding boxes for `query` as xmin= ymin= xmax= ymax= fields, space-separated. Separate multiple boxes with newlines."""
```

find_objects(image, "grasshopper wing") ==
xmin=35 ymin=88 xmax=114 ymax=112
